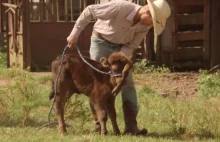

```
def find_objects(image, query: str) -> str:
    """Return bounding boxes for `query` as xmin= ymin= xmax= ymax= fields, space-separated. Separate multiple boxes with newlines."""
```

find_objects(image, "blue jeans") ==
xmin=89 ymin=35 xmax=139 ymax=113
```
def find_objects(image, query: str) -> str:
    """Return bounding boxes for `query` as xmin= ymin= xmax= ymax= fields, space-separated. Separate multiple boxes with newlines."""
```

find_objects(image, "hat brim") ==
xmin=147 ymin=0 xmax=166 ymax=35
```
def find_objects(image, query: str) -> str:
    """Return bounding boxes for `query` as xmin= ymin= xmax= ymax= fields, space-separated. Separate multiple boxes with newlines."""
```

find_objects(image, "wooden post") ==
xmin=155 ymin=34 xmax=161 ymax=65
xmin=143 ymin=0 xmax=155 ymax=61
xmin=145 ymin=29 xmax=155 ymax=61
xmin=70 ymin=0 xmax=73 ymax=21
xmin=160 ymin=0 xmax=175 ymax=67
xmin=39 ymin=0 xmax=44 ymax=21
xmin=64 ymin=0 xmax=68 ymax=21
xmin=7 ymin=9 xmax=17 ymax=67
xmin=22 ymin=0 xmax=31 ymax=69
xmin=211 ymin=0 xmax=220 ymax=67
xmin=203 ymin=0 xmax=210 ymax=62
xmin=0 ymin=1 xmax=2 ymax=33
xmin=30 ymin=0 xmax=33 ymax=20
xmin=55 ymin=0 xmax=59 ymax=21
xmin=16 ymin=0 xmax=23 ymax=68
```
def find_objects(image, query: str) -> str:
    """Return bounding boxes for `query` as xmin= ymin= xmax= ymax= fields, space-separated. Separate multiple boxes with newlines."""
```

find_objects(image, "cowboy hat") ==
xmin=147 ymin=0 xmax=171 ymax=35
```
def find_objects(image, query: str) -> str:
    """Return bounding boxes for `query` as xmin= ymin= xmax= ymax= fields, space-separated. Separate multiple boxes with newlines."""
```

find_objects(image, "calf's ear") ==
xmin=100 ymin=57 xmax=109 ymax=68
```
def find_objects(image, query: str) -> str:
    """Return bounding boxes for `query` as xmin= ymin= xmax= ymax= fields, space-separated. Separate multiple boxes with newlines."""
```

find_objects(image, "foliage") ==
xmin=0 ymin=52 xmax=7 ymax=68
xmin=64 ymin=95 xmax=92 ymax=133
xmin=38 ymin=75 xmax=52 ymax=84
xmin=0 ymin=69 xmax=93 ymax=131
xmin=133 ymin=59 xmax=170 ymax=73
xmin=198 ymin=71 xmax=220 ymax=98
xmin=0 ymin=69 xmax=50 ymax=126
xmin=138 ymin=86 xmax=220 ymax=138
xmin=0 ymin=69 xmax=220 ymax=141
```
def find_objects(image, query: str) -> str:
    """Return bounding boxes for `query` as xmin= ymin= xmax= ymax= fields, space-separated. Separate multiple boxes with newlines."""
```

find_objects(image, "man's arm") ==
xmin=120 ymin=29 xmax=151 ymax=57
xmin=70 ymin=1 xmax=121 ymax=38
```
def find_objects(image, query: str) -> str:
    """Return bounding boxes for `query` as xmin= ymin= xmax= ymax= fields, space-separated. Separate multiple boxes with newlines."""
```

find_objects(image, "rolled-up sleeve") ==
xmin=69 ymin=1 xmax=121 ymax=37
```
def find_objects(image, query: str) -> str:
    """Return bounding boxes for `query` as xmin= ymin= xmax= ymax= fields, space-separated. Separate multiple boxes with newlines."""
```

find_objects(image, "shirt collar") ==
xmin=125 ymin=5 xmax=142 ymax=22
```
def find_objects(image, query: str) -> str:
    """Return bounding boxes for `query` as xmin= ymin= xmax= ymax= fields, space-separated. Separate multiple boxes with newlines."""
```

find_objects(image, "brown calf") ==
xmin=50 ymin=52 xmax=132 ymax=135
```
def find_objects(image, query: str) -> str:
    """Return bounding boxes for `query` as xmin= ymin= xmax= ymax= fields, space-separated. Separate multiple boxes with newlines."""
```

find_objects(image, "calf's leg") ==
xmin=107 ymin=97 xmax=120 ymax=135
xmin=89 ymin=100 xmax=101 ymax=133
xmin=55 ymin=94 xmax=66 ymax=134
xmin=94 ymin=102 xmax=108 ymax=135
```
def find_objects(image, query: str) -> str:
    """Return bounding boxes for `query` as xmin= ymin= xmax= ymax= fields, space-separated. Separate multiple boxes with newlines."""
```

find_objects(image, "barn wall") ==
xmin=30 ymin=22 xmax=94 ymax=71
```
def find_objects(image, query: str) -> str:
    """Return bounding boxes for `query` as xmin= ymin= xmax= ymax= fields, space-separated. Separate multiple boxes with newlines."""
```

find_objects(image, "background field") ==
xmin=1 ymin=52 xmax=220 ymax=142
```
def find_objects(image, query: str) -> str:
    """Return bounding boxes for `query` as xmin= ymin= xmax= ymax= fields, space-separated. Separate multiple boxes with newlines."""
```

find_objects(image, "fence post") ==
xmin=22 ymin=0 xmax=31 ymax=69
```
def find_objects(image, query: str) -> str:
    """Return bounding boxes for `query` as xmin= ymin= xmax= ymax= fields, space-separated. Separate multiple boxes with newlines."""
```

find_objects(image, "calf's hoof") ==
xmin=101 ymin=130 xmax=108 ymax=135
xmin=91 ymin=126 xmax=101 ymax=134
xmin=58 ymin=126 xmax=67 ymax=135
xmin=135 ymin=128 xmax=148 ymax=135
xmin=91 ymin=130 xmax=100 ymax=134
xmin=114 ymin=130 xmax=121 ymax=135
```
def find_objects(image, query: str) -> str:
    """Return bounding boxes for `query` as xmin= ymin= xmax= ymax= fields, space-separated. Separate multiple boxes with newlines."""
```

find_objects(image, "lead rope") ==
xmin=75 ymin=45 xmax=123 ymax=77
xmin=48 ymin=45 xmax=69 ymax=125
xmin=35 ymin=45 xmax=68 ymax=133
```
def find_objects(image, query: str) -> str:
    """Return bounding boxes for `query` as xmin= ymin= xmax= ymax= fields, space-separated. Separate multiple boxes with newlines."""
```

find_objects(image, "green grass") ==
xmin=0 ymin=52 xmax=7 ymax=79
xmin=0 ymin=52 xmax=7 ymax=68
xmin=198 ymin=71 xmax=220 ymax=98
xmin=133 ymin=59 xmax=170 ymax=74
xmin=1 ymin=62 xmax=220 ymax=141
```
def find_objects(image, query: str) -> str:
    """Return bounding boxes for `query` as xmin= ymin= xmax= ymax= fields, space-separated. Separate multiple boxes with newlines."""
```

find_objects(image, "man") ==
xmin=67 ymin=0 xmax=171 ymax=135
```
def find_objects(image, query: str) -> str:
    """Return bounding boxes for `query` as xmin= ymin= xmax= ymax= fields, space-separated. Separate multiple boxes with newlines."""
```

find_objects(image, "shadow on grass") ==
xmin=146 ymin=131 xmax=216 ymax=141
xmin=0 ymin=118 xmax=82 ymax=134
xmin=0 ymin=118 xmax=58 ymax=128
xmin=70 ymin=130 xmax=217 ymax=141
xmin=0 ymin=119 xmax=218 ymax=141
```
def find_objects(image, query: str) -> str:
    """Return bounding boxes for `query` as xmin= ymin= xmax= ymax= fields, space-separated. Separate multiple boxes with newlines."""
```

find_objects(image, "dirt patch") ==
xmin=0 ymin=79 xmax=11 ymax=87
xmin=32 ymin=72 xmax=52 ymax=77
xmin=134 ymin=72 xmax=199 ymax=96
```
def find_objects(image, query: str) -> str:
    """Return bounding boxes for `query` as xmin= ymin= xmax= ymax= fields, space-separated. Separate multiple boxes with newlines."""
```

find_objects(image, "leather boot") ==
xmin=123 ymin=101 xmax=148 ymax=135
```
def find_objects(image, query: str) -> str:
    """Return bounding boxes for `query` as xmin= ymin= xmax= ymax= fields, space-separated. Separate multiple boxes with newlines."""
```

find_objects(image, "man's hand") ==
xmin=67 ymin=36 xmax=78 ymax=48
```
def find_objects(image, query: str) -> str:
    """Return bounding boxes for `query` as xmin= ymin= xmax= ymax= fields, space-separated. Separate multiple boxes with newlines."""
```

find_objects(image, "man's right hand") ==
xmin=67 ymin=36 xmax=78 ymax=48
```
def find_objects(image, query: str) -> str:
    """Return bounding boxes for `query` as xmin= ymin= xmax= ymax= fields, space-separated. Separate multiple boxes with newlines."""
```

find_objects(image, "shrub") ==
xmin=198 ymin=72 xmax=220 ymax=98
xmin=133 ymin=59 xmax=170 ymax=74
xmin=0 ymin=69 xmax=50 ymax=126
xmin=0 ymin=52 xmax=6 ymax=68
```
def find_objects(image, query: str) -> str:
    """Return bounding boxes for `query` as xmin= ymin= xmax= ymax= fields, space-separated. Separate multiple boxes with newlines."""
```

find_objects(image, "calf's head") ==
xmin=100 ymin=52 xmax=133 ymax=95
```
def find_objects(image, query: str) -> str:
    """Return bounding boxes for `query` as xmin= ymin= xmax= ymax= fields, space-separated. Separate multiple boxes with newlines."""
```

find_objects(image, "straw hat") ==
xmin=147 ymin=0 xmax=171 ymax=35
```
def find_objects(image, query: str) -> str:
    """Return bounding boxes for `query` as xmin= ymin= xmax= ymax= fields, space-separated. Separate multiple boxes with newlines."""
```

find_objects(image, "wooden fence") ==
xmin=1 ymin=0 xmax=220 ymax=71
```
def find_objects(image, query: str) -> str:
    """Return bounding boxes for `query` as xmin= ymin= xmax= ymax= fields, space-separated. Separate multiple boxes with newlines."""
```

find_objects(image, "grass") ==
xmin=133 ymin=59 xmax=170 ymax=74
xmin=198 ymin=71 xmax=220 ymax=98
xmin=0 ymin=52 xmax=7 ymax=68
xmin=0 ymin=52 xmax=7 ymax=78
xmin=1 ymin=54 xmax=220 ymax=141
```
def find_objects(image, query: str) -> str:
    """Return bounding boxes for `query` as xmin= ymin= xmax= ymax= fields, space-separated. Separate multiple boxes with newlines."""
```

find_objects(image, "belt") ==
xmin=92 ymin=30 xmax=122 ymax=46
